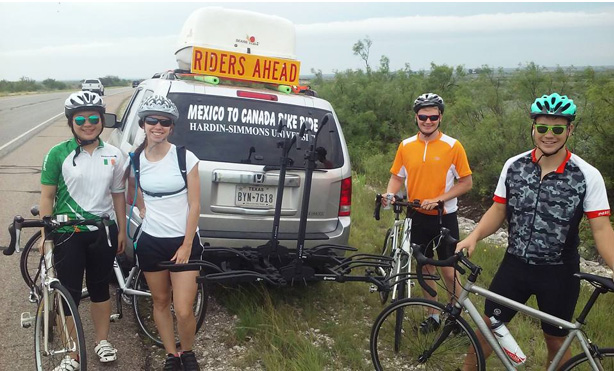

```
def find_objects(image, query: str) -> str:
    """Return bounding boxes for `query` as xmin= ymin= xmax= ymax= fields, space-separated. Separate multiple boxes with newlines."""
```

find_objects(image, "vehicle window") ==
xmin=85 ymin=79 xmax=99 ymax=83
xmin=168 ymin=93 xmax=344 ymax=168
xmin=123 ymin=89 xmax=153 ymax=145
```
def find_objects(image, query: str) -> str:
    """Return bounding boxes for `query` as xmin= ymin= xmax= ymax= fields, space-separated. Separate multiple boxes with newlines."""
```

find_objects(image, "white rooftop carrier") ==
xmin=175 ymin=7 xmax=297 ymax=71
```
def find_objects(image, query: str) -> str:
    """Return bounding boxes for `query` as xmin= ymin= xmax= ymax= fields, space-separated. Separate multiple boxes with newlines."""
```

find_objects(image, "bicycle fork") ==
xmin=417 ymin=304 xmax=462 ymax=363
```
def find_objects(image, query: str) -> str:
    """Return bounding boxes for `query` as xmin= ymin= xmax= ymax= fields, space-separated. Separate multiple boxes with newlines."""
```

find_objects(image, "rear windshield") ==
xmin=84 ymin=79 xmax=100 ymax=83
xmin=168 ymin=93 xmax=345 ymax=168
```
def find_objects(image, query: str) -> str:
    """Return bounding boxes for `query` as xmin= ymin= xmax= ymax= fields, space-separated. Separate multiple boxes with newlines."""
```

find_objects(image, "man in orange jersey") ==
xmin=382 ymin=92 xmax=473 ymax=333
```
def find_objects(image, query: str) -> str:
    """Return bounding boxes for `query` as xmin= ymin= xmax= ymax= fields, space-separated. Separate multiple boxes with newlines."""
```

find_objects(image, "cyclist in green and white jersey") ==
xmin=39 ymin=91 xmax=127 ymax=369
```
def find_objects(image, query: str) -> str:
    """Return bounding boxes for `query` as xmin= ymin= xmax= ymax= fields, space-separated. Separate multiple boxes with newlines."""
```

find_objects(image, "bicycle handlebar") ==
xmin=410 ymin=227 xmax=478 ymax=297
xmin=373 ymin=194 xmax=443 ymax=221
xmin=3 ymin=213 xmax=111 ymax=256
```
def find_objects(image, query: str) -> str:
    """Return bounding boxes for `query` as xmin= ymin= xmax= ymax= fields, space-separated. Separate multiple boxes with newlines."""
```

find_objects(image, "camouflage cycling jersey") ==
xmin=493 ymin=149 xmax=610 ymax=265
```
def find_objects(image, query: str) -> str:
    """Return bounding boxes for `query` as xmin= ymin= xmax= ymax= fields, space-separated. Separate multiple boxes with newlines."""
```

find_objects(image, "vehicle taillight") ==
xmin=339 ymin=176 xmax=352 ymax=217
xmin=237 ymin=90 xmax=278 ymax=101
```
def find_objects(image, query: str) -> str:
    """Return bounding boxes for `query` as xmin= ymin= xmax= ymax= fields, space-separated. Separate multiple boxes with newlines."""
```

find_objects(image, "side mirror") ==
xmin=104 ymin=113 xmax=120 ymax=128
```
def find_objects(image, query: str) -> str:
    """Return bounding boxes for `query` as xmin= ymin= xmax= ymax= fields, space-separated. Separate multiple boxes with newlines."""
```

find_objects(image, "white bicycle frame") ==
xmin=112 ymin=258 xmax=151 ymax=298
xmin=456 ymin=279 xmax=602 ymax=371
xmin=40 ymin=239 xmax=77 ymax=357
xmin=389 ymin=216 xmax=413 ymax=301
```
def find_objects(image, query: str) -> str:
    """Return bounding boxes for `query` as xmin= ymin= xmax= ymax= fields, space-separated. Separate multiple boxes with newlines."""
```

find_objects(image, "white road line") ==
xmin=0 ymin=112 xmax=63 ymax=152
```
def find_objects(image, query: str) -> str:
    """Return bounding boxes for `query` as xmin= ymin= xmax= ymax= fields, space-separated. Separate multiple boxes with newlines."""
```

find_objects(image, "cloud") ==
xmin=0 ymin=35 xmax=178 ymax=58
xmin=295 ymin=11 xmax=614 ymax=35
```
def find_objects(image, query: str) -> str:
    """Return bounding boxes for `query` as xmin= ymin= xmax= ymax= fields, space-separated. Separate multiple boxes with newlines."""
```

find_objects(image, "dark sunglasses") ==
xmin=144 ymin=116 xmax=173 ymax=127
xmin=417 ymin=114 xmax=441 ymax=122
xmin=534 ymin=124 xmax=567 ymax=135
xmin=74 ymin=115 xmax=100 ymax=126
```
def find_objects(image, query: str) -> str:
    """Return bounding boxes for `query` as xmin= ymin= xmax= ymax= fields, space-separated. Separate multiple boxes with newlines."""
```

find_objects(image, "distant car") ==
xmin=81 ymin=79 xmax=104 ymax=96
xmin=132 ymin=80 xmax=141 ymax=88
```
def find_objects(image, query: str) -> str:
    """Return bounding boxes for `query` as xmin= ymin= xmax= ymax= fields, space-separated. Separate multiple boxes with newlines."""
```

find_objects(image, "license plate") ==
xmin=235 ymin=186 xmax=276 ymax=207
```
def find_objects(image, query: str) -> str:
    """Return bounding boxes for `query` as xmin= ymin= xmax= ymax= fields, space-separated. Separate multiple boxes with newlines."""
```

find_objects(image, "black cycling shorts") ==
xmin=485 ymin=253 xmax=580 ymax=337
xmin=53 ymin=223 xmax=118 ymax=307
xmin=135 ymin=231 xmax=203 ymax=272
xmin=410 ymin=211 xmax=459 ymax=260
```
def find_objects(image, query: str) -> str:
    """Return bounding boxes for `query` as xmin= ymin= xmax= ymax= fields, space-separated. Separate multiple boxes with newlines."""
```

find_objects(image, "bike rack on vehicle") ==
xmin=162 ymin=113 xmax=432 ymax=294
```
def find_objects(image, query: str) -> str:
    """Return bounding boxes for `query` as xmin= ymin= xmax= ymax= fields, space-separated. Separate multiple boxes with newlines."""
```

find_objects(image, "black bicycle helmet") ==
xmin=64 ymin=91 xmax=106 ymax=119
xmin=413 ymin=93 xmax=445 ymax=114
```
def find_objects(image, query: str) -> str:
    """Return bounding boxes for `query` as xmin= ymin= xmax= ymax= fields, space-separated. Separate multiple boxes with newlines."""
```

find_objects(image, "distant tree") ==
xmin=352 ymin=36 xmax=372 ymax=73
xmin=379 ymin=55 xmax=390 ymax=74
xmin=42 ymin=78 xmax=67 ymax=90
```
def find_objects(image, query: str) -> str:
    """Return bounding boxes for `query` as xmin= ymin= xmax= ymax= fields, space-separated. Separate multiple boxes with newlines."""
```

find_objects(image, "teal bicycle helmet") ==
xmin=530 ymin=93 xmax=576 ymax=121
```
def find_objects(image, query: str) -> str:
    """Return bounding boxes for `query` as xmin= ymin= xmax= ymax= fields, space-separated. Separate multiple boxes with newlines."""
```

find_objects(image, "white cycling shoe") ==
xmin=52 ymin=356 xmax=80 ymax=371
xmin=94 ymin=340 xmax=117 ymax=363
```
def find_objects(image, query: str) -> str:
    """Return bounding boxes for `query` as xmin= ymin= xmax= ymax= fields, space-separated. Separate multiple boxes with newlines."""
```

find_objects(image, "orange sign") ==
xmin=191 ymin=47 xmax=300 ymax=86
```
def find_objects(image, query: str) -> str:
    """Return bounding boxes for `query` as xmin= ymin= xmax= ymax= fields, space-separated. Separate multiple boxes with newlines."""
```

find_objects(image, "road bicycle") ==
xmin=373 ymin=195 xmax=444 ymax=304
xmin=18 ymin=220 xmax=208 ymax=348
xmin=369 ymin=227 xmax=614 ymax=370
xmin=3 ymin=213 xmax=114 ymax=370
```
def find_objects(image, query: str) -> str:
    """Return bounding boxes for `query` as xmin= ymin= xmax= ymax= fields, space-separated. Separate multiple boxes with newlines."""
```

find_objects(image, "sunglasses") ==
xmin=144 ymin=116 xmax=173 ymax=127
xmin=417 ymin=114 xmax=441 ymax=122
xmin=74 ymin=115 xmax=100 ymax=126
xmin=534 ymin=124 xmax=567 ymax=135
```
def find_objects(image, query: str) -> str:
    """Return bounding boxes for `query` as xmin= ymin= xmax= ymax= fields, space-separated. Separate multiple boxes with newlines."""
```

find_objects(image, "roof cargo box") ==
xmin=175 ymin=7 xmax=297 ymax=71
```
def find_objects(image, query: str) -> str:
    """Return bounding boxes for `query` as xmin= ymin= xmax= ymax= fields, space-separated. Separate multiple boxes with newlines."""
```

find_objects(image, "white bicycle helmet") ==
xmin=64 ymin=91 xmax=105 ymax=119
xmin=138 ymin=95 xmax=179 ymax=121
xmin=413 ymin=93 xmax=445 ymax=114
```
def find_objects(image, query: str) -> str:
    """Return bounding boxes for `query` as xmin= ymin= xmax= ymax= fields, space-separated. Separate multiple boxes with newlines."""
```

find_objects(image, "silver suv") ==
xmin=106 ymin=74 xmax=352 ymax=260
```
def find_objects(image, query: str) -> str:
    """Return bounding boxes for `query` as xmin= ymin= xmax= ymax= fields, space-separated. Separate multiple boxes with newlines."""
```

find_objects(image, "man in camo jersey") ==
xmin=456 ymin=93 xmax=614 ymax=369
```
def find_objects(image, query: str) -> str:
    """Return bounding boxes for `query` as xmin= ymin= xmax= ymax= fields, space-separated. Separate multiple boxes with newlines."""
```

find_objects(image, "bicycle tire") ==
xmin=20 ymin=231 xmax=42 ymax=289
xmin=370 ymin=298 xmax=485 ymax=371
xmin=34 ymin=281 xmax=87 ymax=371
xmin=378 ymin=228 xmax=394 ymax=304
xmin=559 ymin=347 xmax=614 ymax=370
xmin=132 ymin=267 xmax=208 ymax=348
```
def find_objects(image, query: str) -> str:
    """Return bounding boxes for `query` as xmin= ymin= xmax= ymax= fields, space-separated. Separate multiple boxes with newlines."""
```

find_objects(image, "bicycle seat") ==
xmin=574 ymin=272 xmax=614 ymax=292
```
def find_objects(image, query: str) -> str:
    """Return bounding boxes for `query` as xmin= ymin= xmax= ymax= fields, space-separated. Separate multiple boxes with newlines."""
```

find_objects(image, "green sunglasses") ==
xmin=534 ymin=124 xmax=568 ymax=135
xmin=74 ymin=115 xmax=100 ymax=126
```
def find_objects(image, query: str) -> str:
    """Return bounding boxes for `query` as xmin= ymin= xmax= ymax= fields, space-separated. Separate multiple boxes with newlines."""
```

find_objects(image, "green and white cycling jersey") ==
xmin=41 ymin=138 xmax=126 ymax=232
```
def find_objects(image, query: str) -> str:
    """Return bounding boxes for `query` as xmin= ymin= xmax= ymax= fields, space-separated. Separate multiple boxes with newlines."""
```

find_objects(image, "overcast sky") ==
xmin=1 ymin=1 xmax=613 ymax=81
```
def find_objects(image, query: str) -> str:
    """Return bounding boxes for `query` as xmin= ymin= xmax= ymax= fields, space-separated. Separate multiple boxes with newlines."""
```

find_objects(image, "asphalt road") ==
xmin=0 ymin=88 xmax=132 ymax=158
xmin=0 ymin=88 xmax=161 ymax=370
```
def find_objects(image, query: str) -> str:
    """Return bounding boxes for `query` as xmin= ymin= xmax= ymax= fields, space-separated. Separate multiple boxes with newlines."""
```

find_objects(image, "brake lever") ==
xmin=374 ymin=194 xmax=382 ymax=221
xmin=100 ymin=213 xmax=112 ymax=248
xmin=3 ymin=222 xmax=17 ymax=256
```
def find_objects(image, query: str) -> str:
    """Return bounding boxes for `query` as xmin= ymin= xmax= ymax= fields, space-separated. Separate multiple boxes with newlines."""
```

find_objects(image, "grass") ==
xmin=208 ymin=174 xmax=614 ymax=370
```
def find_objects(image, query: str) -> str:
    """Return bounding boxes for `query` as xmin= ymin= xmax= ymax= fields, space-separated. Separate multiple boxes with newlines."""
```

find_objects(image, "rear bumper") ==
xmin=200 ymin=217 xmax=350 ymax=249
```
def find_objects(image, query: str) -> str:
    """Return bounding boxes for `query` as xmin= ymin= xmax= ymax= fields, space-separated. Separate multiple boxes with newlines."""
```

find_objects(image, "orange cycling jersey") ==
xmin=390 ymin=132 xmax=472 ymax=215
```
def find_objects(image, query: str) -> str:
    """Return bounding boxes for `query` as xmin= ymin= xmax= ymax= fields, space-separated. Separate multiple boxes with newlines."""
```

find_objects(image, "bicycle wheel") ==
xmin=34 ymin=281 xmax=87 ymax=371
xmin=133 ymin=268 xmax=207 ymax=347
xmin=559 ymin=348 xmax=614 ymax=370
xmin=20 ymin=231 xmax=42 ymax=289
xmin=378 ymin=228 xmax=395 ymax=304
xmin=370 ymin=298 xmax=485 ymax=371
